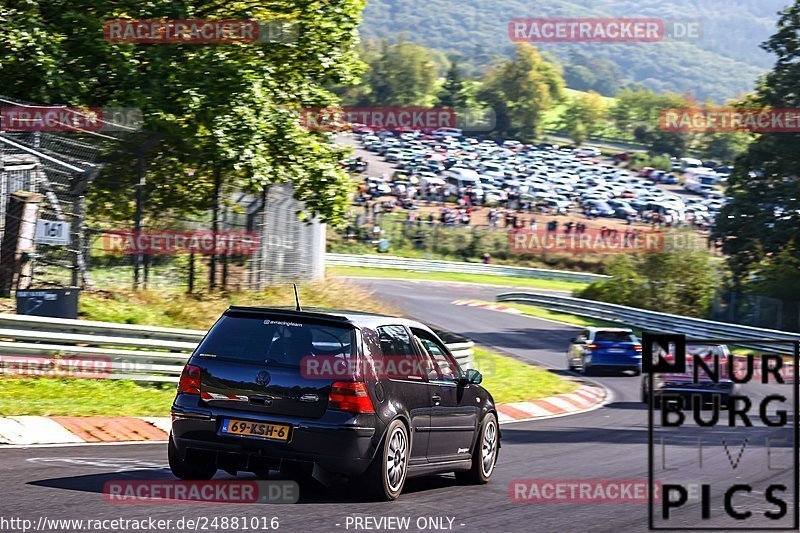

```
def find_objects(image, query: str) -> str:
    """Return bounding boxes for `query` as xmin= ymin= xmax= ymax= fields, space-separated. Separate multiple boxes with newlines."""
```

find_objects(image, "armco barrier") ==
xmin=0 ymin=313 xmax=474 ymax=382
xmin=496 ymin=292 xmax=800 ymax=355
xmin=326 ymin=253 xmax=606 ymax=284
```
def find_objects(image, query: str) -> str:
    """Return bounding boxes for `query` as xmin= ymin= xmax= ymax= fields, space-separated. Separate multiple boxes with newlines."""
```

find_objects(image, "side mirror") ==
xmin=464 ymin=368 xmax=482 ymax=384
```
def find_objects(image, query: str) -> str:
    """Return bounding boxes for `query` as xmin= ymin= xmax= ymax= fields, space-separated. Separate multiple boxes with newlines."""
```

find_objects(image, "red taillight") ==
xmin=634 ymin=345 xmax=642 ymax=351
xmin=586 ymin=344 xmax=597 ymax=349
xmin=328 ymin=381 xmax=375 ymax=414
xmin=178 ymin=364 xmax=201 ymax=395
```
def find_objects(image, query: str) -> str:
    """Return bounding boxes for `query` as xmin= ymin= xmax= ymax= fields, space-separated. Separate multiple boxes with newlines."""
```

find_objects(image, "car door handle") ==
xmin=431 ymin=394 xmax=441 ymax=405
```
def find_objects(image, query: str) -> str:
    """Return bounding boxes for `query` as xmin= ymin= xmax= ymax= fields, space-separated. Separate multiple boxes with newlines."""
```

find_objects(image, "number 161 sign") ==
xmin=35 ymin=220 xmax=71 ymax=245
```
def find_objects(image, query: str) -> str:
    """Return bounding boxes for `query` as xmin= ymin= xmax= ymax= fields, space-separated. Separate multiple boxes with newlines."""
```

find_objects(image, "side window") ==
xmin=412 ymin=328 xmax=461 ymax=382
xmin=377 ymin=325 xmax=425 ymax=380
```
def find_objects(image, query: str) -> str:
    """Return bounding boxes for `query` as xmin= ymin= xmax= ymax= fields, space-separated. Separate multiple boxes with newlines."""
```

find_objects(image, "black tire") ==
xmin=168 ymin=433 xmax=217 ymax=481
xmin=456 ymin=413 xmax=499 ymax=485
xmin=363 ymin=419 xmax=409 ymax=501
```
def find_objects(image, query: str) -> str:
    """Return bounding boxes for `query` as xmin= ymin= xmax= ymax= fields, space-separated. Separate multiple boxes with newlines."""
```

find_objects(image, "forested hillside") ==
xmin=361 ymin=0 xmax=788 ymax=101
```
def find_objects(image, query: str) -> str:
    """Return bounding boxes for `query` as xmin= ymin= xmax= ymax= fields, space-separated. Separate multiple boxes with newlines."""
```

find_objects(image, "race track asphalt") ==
xmin=1 ymin=278 xmax=794 ymax=532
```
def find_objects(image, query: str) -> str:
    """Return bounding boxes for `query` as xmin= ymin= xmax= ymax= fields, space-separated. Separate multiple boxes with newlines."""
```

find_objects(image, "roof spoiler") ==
xmin=225 ymin=306 xmax=350 ymax=322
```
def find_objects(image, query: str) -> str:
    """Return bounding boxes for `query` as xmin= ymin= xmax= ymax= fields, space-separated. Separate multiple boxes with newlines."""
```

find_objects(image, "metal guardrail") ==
xmin=496 ymin=292 xmax=800 ymax=355
xmin=327 ymin=253 xmax=606 ymax=284
xmin=0 ymin=313 xmax=475 ymax=382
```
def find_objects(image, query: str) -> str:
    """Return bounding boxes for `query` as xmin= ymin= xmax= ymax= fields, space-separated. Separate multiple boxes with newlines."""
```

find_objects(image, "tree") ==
xmin=562 ymin=51 xmax=622 ymax=96
xmin=559 ymin=91 xmax=607 ymax=145
xmin=746 ymin=244 xmax=800 ymax=302
xmin=579 ymin=252 xmax=717 ymax=318
xmin=0 ymin=0 xmax=365 ymax=230
xmin=714 ymin=2 xmax=800 ymax=285
xmin=437 ymin=60 xmax=468 ymax=108
xmin=478 ymin=43 xmax=564 ymax=140
xmin=700 ymin=132 xmax=750 ymax=163
xmin=610 ymin=87 xmax=694 ymax=156
xmin=353 ymin=39 xmax=439 ymax=106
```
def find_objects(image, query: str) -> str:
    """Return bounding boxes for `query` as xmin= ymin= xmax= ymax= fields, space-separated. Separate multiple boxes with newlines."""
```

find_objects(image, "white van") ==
xmin=684 ymin=168 xmax=719 ymax=195
xmin=443 ymin=166 xmax=481 ymax=195
xmin=679 ymin=157 xmax=703 ymax=171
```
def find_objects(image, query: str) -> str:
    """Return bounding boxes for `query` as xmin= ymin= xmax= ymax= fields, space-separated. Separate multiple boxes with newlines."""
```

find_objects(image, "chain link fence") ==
xmin=0 ymin=95 xmax=325 ymax=294
xmin=712 ymin=291 xmax=800 ymax=333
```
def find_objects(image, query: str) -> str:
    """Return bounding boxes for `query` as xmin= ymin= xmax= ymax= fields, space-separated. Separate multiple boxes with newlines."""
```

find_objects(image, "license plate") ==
xmin=607 ymin=348 xmax=624 ymax=353
xmin=221 ymin=419 xmax=291 ymax=442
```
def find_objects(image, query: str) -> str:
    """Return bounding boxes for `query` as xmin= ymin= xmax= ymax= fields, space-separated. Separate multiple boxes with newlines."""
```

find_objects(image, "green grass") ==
xmin=472 ymin=347 xmax=577 ymax=403
xmin=497 ymin=301 xmax=625 ymax=329
xmin=328 ymin=266 xmax=588 ymax=293
xmin=0 ymin=379 xmax=175 ymax=416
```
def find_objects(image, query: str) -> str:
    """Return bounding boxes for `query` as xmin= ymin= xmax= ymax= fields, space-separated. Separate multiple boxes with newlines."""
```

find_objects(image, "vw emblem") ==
xmin=256 ymin=370 xmax=271 ymax=386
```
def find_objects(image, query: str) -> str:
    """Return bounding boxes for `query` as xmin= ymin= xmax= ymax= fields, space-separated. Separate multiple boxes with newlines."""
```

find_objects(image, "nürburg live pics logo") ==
xmin=645 ymin=332 xmax=799 ymax=530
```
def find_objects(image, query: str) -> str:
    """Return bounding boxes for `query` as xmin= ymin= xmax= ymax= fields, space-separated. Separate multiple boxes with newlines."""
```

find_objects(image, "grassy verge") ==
xmin=77 ymin=278 xmax=395 ymax=329
xmin=0 ymin=347 xmax=578 ymax=416
xmin=328 ymin=266 xmax=587 ymax=293
xmin=496 ymin=301 xmax=625 ymax=329
xmin=0 ymin=379 xmax=175 ymax=417
xmin=471 ymin=347 xmax=577 ymax=403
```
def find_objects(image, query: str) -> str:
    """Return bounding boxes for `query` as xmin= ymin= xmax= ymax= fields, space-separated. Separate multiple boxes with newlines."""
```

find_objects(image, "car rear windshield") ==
xmin=594 ymin=331 xmax=637 ymax=343
xmin=195 ymin=315 xmax=355 ymax=366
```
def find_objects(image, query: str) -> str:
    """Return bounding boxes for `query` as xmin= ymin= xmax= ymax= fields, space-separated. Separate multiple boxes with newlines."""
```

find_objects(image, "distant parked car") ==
xmin=567 ymin=328 xmax=642 ymax=375
xmin=608 ymin=200 xmax=637 ymax=219
xmin=432 ymin=127 xmax=463 ymax=138
xmin=638 ymin=167 xmax=655 ymax=178
xmin=584 ymin=200 xmax=616 ymax=217
xmin=573 ymin=146 xmax=601 ymax=158
xmin=536 ymin=142 xmax=558 ymax=150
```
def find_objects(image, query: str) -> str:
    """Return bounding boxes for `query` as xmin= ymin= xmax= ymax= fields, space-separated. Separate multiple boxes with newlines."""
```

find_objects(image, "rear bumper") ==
xmin=171 ymin=404 xmax=382 ymax=477
xmin=586 ymin=353 xmax=641 ymax=369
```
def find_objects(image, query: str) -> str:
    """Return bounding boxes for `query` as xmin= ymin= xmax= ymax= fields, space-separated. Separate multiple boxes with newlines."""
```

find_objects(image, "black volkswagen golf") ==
xmin=169 ymin=306 xmax=499 ymax=500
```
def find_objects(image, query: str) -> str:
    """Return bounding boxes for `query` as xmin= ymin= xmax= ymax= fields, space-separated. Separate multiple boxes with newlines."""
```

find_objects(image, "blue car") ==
xmin=567 ymin=327 xmax=642 ymax=375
